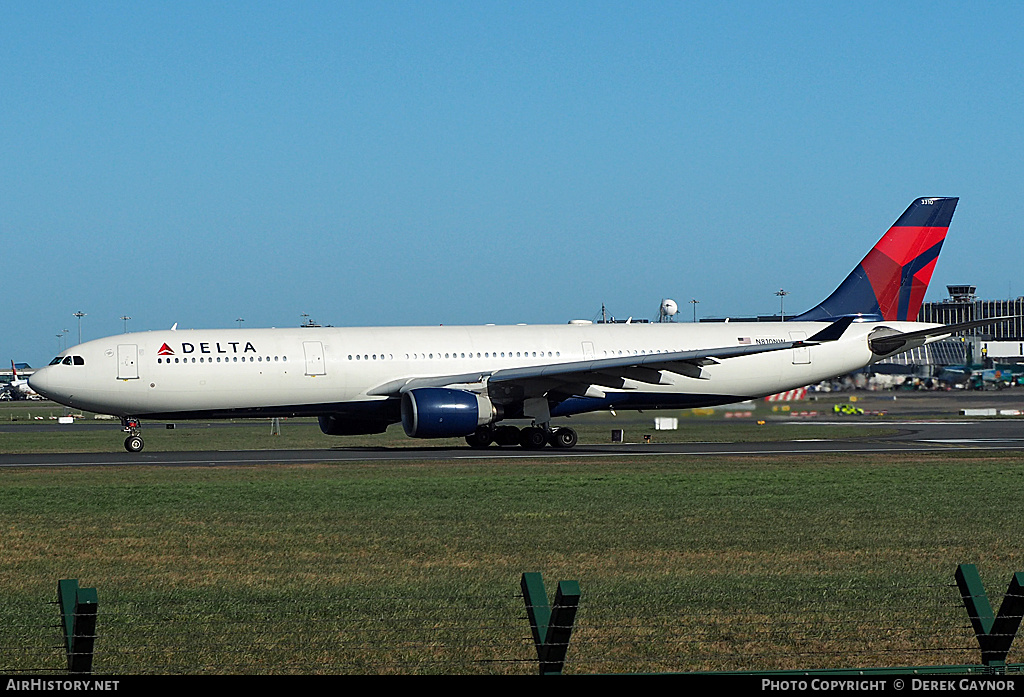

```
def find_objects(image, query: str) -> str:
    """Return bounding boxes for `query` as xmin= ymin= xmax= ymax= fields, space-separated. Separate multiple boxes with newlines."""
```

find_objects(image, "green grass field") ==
xmin=3 ymin=447 xmax=1023 ymax=674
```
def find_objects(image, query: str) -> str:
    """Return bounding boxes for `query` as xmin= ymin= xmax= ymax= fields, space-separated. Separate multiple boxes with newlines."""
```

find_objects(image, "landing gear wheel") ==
xmin=493 ymin=425 xmax=521 ymax=447
xmin=121 ymin=417 xmax=144 ymax=453
xmin=519 ymin=426 xmax=548 ymax=450
xmin=550 ymin=427 xmax=578 ymax=449
xmin=465 ymin=426 xmax=494 ymax=449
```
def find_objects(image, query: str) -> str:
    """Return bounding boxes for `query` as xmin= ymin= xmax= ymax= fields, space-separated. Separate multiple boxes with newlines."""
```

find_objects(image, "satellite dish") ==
xmin=659 ymin=299 xmax=678 ymax=322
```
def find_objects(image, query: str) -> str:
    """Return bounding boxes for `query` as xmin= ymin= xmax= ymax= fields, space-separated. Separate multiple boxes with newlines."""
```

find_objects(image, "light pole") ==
xmin=689 ymin=298 xmax=699 ymax=323
xmin=236 ymin=318 xmax=244 ymax=329
xmin=121 ymin=315 xmax=132 ymax=333
xmin=775 ymin=289 xmax=789 ymax=321
xmin=73 ymin=312 xmax=86 ymax=344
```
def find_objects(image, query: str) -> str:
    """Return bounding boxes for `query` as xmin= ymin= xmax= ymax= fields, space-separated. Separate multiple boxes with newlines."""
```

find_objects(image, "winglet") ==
xmin=805 ymin=316 xmax=855 ymax=343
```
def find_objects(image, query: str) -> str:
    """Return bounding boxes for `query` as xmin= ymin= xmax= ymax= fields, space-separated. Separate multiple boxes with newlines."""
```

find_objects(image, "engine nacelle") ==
xmin=401 ymin=388 xmax=496 ymax=438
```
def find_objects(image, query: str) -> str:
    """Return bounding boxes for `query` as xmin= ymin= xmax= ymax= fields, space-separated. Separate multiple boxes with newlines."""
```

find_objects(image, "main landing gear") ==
xmin=122 ymin=417 xmax=144 ymax=453
xmin=465 ymin=424 xmax=578 ymax=450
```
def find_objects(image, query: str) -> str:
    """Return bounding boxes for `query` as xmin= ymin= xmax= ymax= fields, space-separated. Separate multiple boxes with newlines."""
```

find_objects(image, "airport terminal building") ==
xmin=890 ymin=285 xmax=1024 ymax=368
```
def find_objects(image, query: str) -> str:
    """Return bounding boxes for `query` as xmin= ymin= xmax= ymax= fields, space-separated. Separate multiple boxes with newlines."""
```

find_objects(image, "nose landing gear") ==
xmin=122 ymin=417 xmax=144 ymax=453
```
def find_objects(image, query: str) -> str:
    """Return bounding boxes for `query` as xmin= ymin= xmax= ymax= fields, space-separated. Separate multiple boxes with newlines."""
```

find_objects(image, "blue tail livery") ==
xmin=793 ymin=197 xmax=958 ymax=322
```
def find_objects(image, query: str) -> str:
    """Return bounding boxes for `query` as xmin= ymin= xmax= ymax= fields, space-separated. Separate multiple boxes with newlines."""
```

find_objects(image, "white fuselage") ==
xmin=27 ymin=320 xmax=923 ymax=421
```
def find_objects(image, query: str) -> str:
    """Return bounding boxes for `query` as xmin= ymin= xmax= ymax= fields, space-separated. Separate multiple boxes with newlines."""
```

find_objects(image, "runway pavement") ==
xmin=1 ymin=418 xmax=1022 ymax=468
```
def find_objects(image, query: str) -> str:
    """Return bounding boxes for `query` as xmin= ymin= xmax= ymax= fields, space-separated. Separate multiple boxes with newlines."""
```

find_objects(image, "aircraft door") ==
xmin=788 ymin=332 xmax=810 ymax=365
xmin=117 ymin=344 xmax=139 ymax=379
xmin=303 ymin=341 xmax=326 ymax=376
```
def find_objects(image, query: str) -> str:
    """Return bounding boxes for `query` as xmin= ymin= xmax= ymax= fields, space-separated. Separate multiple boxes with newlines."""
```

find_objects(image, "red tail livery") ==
xmin=794 ymin=197 xmax=958 ymax=322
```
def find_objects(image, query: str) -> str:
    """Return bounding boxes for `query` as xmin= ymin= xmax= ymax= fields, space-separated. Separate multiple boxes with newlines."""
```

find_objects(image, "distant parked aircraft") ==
xmin=1 ymin=361 xmax=39 ymax=400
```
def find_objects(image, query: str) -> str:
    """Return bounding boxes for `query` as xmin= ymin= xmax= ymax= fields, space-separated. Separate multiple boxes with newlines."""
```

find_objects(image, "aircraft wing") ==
xmin=492 ymin=319 xmax=848 ymax=386
xmin=367 ymin=316 xmax=854 ymax=398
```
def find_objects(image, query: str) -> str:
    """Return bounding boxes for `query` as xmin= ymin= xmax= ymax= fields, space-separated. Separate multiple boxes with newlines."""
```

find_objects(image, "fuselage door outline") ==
xmin=117 ymin=344 xmax=139 ymax=380
xmin=303 ymin=341 xmax=326 ymax=376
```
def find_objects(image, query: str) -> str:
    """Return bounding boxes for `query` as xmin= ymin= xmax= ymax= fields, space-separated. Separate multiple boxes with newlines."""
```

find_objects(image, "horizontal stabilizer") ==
xmin=869 ymin=316 xmax=1019 ymax=355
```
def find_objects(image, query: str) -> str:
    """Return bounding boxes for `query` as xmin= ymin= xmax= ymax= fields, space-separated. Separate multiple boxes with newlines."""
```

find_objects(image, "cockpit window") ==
xmin=62 ymin=356 xmax=73 ymax=365
xmin=49 ymin=357 xmax=63 ymax=365
xmin=73 ymin=356 xmax=85 ymax=365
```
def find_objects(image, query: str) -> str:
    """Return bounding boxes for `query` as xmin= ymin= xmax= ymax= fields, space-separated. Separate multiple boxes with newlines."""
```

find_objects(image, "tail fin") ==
xmin=793 ymin=197 xmax=958 ymax=322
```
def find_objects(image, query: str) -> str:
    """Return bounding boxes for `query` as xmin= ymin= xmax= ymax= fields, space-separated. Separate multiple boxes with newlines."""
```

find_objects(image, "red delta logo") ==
xmin=158 ymin=343 xmax=175 ymax=356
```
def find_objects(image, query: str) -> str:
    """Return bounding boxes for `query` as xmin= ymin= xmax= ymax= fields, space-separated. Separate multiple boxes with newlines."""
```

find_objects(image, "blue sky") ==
xmin=3 ymin=2 xmax=1022 ymax=367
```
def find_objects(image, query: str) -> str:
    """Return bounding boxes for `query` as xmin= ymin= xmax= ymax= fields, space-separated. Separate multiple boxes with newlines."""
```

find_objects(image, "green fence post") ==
xmin=955 ymin=563 xmax=1024 ymax=669
xmin=521 ymin=572 xmax=581 ymax=675
xmin=57 ymin=579 xmax=98 ymax=674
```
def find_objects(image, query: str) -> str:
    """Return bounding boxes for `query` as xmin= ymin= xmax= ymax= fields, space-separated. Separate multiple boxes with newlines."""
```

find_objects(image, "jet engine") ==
xmin=401 ymin=388 xmax=498 ymax=438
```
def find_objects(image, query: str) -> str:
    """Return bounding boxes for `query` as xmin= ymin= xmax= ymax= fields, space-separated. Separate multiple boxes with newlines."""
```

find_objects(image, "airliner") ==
xmin=1 ymin=361 xmax=39 ymax=401
xmin=29 ymin=197 xmax=995 ymax=453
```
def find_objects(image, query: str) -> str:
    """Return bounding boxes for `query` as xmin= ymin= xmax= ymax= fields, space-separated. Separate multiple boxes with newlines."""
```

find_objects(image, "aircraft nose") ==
xmin=27 ymin=367 xmax=54 ymax=398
